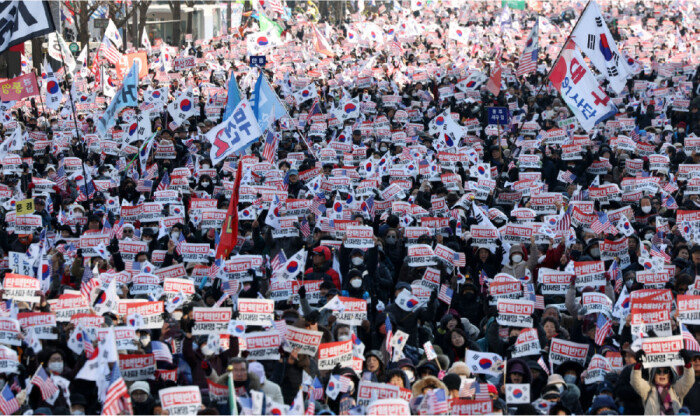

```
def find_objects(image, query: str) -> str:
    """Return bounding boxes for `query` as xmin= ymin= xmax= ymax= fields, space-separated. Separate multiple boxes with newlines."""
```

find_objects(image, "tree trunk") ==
xmin=78 ymin=6 xmax=90 ymax=47
xmin=227 ymin=1 xmax=232 ymax=35
xmin=172 ymin=1 xmax=181 ymax=46
xmin=132 ymin=7 xmax=139 ymax=47
xmin=137 ymin=2 xmax=151 ymax=45
xmin=32 ymin=38 xmax=43 ymax=73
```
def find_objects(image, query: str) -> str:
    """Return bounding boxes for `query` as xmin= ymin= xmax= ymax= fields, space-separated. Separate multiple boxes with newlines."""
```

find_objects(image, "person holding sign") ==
xmin=631 ymin=349 xmax=695 ymax=415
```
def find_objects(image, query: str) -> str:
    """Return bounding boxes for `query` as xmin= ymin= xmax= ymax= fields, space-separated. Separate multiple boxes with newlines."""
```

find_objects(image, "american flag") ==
xmin=209 ymin=258 xmax=222 ymax=279
xmin=156 ymin=170 xmax=171 ymax=191
xmin=31 ymin=366 xmax=59 ymax=400
xmin=102 ymin=217 xmax=112 ymax=235
xmin=98 ymin=34 xmax=122 ymax=64
xmin=308 ymin=98 xmax=322 ymax=118
xmin=631 ymin=126 xmax=641 ymax=142
xmin=262 ymin=131 xmax=279 ymax=162
xmin=144 ymin=163 xmax=159 ymax=181
xmin=112 ymin=219 xmax=124 ymax=239
xmin=83 ymin=330 xmax=94 ymax=357
xmin=175 ymin=233 xmax=186 ymax=255
xmin=338 ymin=375 xmax=352 ymax=392
xmin=516 ymin=20 xmax=538 ymax=78
xmin=81 ymin=277 xmax=99 ymax=301
xmin=664 ymin=174 xmax=678 ymax=193
xmin=102 ymin=364 xmax=132 ymax=415
xmin=473 ymin=382 xmax=490 ymax=401
xmin=185 ymin=155 xmax=195 ymax=172
xmin=56 ymin=162 xmax=67 ymax=190
xmin=663 ymin=194 xmax=678 ymax=209
xmin=454 ymin=252 xmax=466 ymax=267
xmin=438 ymin=284 xmax=453 ymax=304
xmin=428 ymin=388 xmax=449 ymax=414
xmin=681 ymin=323 xmax=700 ymax=352
xmin=556 ymin=205 xmax=572 ymax=232
xmin=300 ymin=219 xmax=311 ymax=238
xmin=560 ymin=170 xmax=576 ymax=184
xmin=266 ymin=0 xmax=286 ymax=15
xmin=537 ymin=356 xmax=550 ymax=375
xmin=151 ymin=341 xmax=173 ymax=364
xmin=594 ymin=313 xmax=612 ymax=346
xmin=0 ymin=385 xmax=19 ymax=415
xmin=608 ymin=259 xmax=622 ymax=293
xmin=311 ymin=196 xmax=326 ymax=216
xmin=308 ymin=377 xmax=324 ymax=401
xmin=304 ymin=400 xmax=315 ymax=416
xmin=650 ymin=244 xmax=671 ymax=263
xmin=222 ymin=279 xmax=240 ymax=297
xmin=270 ymin=251 xmax=287 ymax=273
xmin=591 ymin=211 xmax=614 ymax=234
xmin=479 ymin=270 xmax=488 ymax=289
xmin=46 ymin=194 xmax=54 ymax=214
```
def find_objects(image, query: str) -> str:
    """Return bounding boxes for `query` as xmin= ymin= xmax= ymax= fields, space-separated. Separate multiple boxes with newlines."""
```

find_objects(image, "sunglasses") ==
xmin=657 ymin=368 xmax=671 ymax=375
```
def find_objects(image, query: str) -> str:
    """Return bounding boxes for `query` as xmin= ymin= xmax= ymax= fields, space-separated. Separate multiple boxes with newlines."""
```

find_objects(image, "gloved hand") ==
xmin=298 ymin=285 xmax=306 ymax=299
xmin=679 ymin=348 xmax=692 ymax=365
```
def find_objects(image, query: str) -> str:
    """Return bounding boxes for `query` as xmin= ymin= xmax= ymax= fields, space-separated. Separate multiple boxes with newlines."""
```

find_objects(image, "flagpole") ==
xmin=34 ymin=73 xmax=47 ymax=116
xmin=54 ymin=31 xmax=93 ymax=211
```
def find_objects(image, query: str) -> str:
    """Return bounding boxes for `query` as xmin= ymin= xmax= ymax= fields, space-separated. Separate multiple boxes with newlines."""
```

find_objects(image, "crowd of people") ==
xmin=0 ymin=0 xmax=699 ymax=414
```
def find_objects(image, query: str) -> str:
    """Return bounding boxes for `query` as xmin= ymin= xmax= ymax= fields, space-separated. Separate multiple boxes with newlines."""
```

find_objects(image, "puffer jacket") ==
xmin=630 ymin=364 xmax=695 ymax=415
xmin=501 ymin=244 xmax=529 ymax=280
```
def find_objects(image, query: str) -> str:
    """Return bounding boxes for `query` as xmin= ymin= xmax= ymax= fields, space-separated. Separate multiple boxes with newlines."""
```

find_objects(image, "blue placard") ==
xmin=249 ymin=55 xmax=267 ymax=67
xmin=487 ymin=107 xmax=510 ymax=125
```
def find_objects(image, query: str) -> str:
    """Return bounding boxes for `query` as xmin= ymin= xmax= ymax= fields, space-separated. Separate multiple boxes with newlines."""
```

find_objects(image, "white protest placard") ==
xmin=47 ymin=293 xmax=90 ymax=322
xmin=243 ymin=332 xmax=281 ymax=360
xmin=192 ymin=307 xmax=232 ymax=335
xmin=0 ymin=318 xmax=21 ymax=346
xmin=17 ymin=312 xmax=57 ymax=340
xmin=581 ymin=292 xmax=613 ymax=315
xmin=357 ymin=381 xmax=400 ymax=408
xmin=450 ymin=399 xmax=493 ymax=415
xmin=574 ymin=261 xmax=606 ymax=289
xmin=317 ymin=340 xmax=353 ymax=370
xmin=496 ymin=299 xmax=534 ymax=328
xmin=283 ymin=326 xmax=323 ymax=356
xmin=237 ymin=299 xmax=274 ymax=326
xmin=172 ymin=56 xmax=196 ymax=72
xmin=641 ymin=336 xmax=684 ymax=368
xmin=335 ymin=296 xmax=368 ymax=326
xmin=0 ymin=346 xmax=19 ymax=374
xmin=129 ymin=274 xmax=162 ymax=296
xmin=582 ymin=354 xmax=612 ymax=384
xmin=125 ymin=301 xmax=164 ymax=330
xmin=678 ymin=295 xmax=700 ymax=324
xmin=2 ymin=273 xmax=40 ymax=302
xmin=512 ymin=327 xmax=541 ymax=358
xmin=470 ymin=225 xmax=499 ymax=250
xmin=179 ymin=243 xmax=211 ymax=262
xmin=345 ymin=225 xmax=375 ymax=249
xmin=98 ymin=327 xmax=137 ymax=351
xmin=549 ymin=338 xmax=589 ymax=367
xmin=420 ymin=267 xmax=441 ymax=292
xmin=119 ymin=353 xmax=156 ymax=381
xmin=539 ymin=269 xmax=573 ymax=295
xmin=367 ymin=399 xmax=411 ymax=416
xmin=407 ymin=244 xmax=436 ymax=267
xmin=159 ymin=386 xmax=202 ymax=415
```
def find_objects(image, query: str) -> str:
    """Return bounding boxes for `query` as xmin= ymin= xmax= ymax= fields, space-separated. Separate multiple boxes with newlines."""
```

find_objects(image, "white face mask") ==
xmin=201 ymin=164 xmax=210 ymax=169
xmin=404 ymin=370 xmax=415 ymax=383
xmin=351 ymin=257 xmax=363 ymax=266
xmin=171 ymin=311 xmax=183 ymax=321
xmin=200 ymin=344 xmax=214 ymax=356
xmin=171 ymin=232 xmax=180 ymax=240
xmin=338 ymin=334 xmax=351 ymax=341
xmin=641 ymin=205 xmax=652 ymax=213
xmin=48 ymin=361 xmax=64 ymax=374
xmin=140 ymin=335 xmax=150 ymax=347
xmin=350 ymin=279 xmax=362 ymax=289
xmin=201 ymin=181 xmax=210 ymax=187
xmin=511 ymin=254 xmax=523 ymax=263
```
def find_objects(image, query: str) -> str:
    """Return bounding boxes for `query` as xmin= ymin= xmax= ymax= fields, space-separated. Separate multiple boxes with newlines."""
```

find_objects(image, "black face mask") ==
xmin=463 ymin=292 xmax=476 ymax=301
xmin=508 ymin=336 xmax=518 ymax=346
xmin=569 ymin=250 xmax=581 ymax=260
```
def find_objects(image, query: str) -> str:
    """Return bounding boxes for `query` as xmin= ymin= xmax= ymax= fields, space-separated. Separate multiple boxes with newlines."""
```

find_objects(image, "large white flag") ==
xmin=548 ymin=40 xmax=618 ymax=132
xmin=571 ymin=1 xmax=629 ymax=93
xmin=47 ymin=32 xmax=76 ymax=73
xmin=206 ymin=99 xmax=262 ymax=165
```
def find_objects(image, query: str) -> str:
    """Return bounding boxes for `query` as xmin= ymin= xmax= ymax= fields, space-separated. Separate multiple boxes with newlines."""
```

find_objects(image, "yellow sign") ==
xmin=16 ymin=199 xmax=34 ymax=216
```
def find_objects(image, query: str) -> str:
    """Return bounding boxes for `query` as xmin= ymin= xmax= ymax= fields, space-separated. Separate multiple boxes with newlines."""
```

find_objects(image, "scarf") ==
xmin=656 ymin=384 xmax=673 ymax=415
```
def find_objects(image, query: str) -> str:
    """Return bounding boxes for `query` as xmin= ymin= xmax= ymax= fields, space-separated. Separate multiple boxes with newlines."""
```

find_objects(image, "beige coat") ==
xmin=630 ymin=366 xmax=695 ymax=415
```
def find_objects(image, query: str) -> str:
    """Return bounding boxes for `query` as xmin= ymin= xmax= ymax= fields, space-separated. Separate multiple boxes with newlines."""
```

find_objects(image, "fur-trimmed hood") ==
xmin=411 ymin=375 xmax=447 ymax=397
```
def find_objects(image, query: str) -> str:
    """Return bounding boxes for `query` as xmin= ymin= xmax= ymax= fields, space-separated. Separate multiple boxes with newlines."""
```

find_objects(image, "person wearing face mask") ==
xmin=452 ymin=282 xmax=484 ymax=327
xmin=181 ymin=318 xmax=239 ymax=390
xmin=195 ymin=174 xmax=215 ymax=196
xmin=344 ymin=269 xmax=367 ymax=298
xmin=501 ymin=244 xmax=530 ymax=280
xmin=636 ymin=197 xmax=656 ymax=224
xmin=247 ymin=361 xmax=284 ymax=405
xmin=28 ymin=350 xmax=71 ymax=410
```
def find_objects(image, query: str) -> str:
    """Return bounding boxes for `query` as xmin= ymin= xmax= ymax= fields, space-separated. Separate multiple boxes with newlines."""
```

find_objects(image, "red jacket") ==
xmin=304 ymin=267 xmax=341 ymax=290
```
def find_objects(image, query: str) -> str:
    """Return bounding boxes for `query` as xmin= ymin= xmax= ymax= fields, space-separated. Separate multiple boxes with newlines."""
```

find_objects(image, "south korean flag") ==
xmin=571 ymin=1 xmax=629 ymax=93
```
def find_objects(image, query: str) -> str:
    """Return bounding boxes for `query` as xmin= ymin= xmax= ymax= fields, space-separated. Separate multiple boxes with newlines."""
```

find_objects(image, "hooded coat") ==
xmin=630 ymin=365 xmax=695 ymax=415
